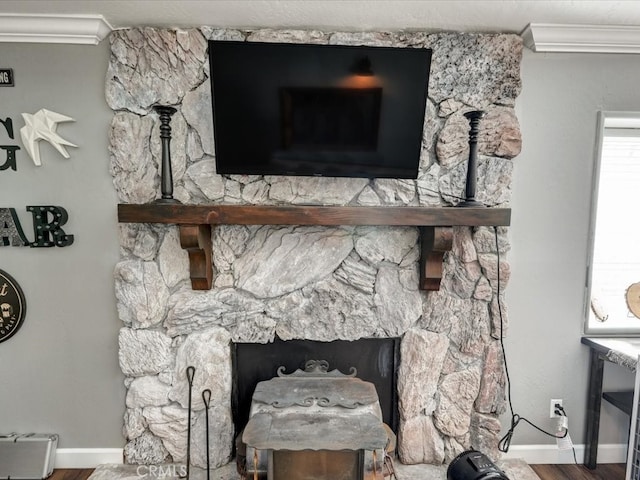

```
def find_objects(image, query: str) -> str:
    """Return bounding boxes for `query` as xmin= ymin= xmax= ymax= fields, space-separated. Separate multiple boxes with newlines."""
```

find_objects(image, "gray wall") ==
xmin=0 ymin=42 xmax=123 ymax=447
xmin=508 ymin=48 xmax=639 ymax=448
xmin=0 ymin=38 xmax=637 ymax=456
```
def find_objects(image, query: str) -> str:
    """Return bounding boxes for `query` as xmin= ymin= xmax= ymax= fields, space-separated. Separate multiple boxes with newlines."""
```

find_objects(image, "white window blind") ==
xmin=589 ymin=127 xmax=640 ymax=330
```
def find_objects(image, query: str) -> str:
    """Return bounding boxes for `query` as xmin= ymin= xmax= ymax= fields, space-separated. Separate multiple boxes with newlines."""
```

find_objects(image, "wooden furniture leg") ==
xmin=584 ymin=348 xmax=605 ymax=469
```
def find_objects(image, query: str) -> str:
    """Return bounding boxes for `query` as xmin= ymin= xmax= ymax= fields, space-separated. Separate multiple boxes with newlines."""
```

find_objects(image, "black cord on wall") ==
xmin=492 ymin=226 xmax=569 ymax=453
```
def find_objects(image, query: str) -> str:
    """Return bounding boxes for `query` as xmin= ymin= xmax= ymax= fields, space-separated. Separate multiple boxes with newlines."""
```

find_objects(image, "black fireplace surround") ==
xmin=232 ymin=337 xmax=400 ymax=439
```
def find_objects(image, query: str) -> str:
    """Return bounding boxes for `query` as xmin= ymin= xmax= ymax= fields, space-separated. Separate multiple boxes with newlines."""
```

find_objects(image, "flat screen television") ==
xmin=208 ymin=40 xmax=432 ymax=179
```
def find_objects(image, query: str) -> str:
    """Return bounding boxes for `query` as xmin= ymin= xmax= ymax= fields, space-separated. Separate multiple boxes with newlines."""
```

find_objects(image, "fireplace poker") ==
xmin=185 ymin=366 xmax=196 ymax=479
xmin=202 ymin=389 xmax=212 ymax=480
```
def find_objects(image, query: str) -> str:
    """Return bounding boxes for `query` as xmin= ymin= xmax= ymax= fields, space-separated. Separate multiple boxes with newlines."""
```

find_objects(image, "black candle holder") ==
xmin=154 ymin=105 xmax=180 ymax=204
xmin=457 ymin=110 xmax=486 ymax=208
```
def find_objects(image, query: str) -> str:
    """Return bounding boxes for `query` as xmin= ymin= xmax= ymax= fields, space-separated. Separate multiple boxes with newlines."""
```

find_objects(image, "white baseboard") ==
xmin=52 ymin=444 xmax=626 ymax=468
xmin=502 ymin=443 xmax=627 ymax=464
xmin=54 ymin=449 xmax=123 ymax=468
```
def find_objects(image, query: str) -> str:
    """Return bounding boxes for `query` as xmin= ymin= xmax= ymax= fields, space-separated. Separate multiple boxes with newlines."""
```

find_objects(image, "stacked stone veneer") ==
xmin=108 ymin=28 xmax=522 ymax=468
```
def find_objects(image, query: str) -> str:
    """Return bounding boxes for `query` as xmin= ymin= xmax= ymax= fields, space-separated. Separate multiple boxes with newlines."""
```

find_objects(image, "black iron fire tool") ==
xmin=185 ymin=366 xmax=196 ymax=479
xmin=202 ymin=389 xmax=212 ymax=480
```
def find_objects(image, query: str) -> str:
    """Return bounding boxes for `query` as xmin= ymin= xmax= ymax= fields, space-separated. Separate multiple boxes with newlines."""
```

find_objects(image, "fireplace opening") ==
xmin=272 ymin=449 xmax=362 ymax=480
xmin=231 ymin=337 xmax=400 ymax=441
xmin=237 ymin=356 xmax=395 ymax=480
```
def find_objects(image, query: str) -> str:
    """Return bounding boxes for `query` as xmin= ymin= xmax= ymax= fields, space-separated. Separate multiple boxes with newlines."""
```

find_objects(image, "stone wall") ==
xmin=108 ymin=27 xmax=522 ymax=468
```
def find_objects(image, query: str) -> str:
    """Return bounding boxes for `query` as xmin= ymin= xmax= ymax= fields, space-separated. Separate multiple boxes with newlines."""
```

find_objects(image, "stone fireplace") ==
xmin=109 ymin=27 xmax=522 ymax=471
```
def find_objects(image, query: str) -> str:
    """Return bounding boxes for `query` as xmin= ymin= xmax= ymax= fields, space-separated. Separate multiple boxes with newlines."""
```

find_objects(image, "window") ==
xmin=585 ymin=112 xmax=640 ymax=335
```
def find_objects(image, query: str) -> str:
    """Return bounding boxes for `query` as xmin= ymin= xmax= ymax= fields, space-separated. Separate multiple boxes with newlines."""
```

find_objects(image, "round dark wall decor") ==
xmin=0 ymin=269 xmax=26 ymax=343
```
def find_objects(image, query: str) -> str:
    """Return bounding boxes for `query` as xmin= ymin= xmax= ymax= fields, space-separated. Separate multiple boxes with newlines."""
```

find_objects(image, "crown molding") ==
xmin=0 ymin=14 xmax=112 ymax=45
xmin=521 ymin=23 xmax=640 ymax=54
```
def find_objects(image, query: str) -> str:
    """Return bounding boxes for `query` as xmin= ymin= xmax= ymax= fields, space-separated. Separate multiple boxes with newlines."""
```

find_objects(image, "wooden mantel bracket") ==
xmin=178 ymin=224 xmax=213 ymax=290
xmin=118 ymin=204 xmax=511 ymax=292
xmin=419 ymin=226 xmax=454 ymax=291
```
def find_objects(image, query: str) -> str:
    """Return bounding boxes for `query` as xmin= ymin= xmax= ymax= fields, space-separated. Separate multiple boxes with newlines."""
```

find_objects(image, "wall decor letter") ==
xmin=0 ymin=208 xmax=29 ymax=246
xmin=27 ymin=205 xmax=74 ymax=247
xmin=0 ymin=145 xmax=19 ymax=171
xmin=0 ymin=117 xmax=20 ymax=171
xmin=1 ymin=117 xmax=14 ymax=137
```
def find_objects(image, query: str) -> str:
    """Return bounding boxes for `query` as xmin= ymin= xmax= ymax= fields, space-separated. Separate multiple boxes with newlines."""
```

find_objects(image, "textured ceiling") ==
xmin=1 ymin=0 xmax=640 ymax=34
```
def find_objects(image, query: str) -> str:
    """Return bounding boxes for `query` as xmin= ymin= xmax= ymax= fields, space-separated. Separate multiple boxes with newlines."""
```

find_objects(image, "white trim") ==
xmin=54 ymin=448 xmax=123 ymax=468
xmin=51 ymin=444 xmax=626 ymax=468
xmin=0 ymin=14 xmax=112 ymax=45
xmin=603 ymin=111 xmax=640 ymax=130
xmin=502 ymin=443 xmax=627 ymax=464
xmin=521 ymin=23 xmax=640 ymax=54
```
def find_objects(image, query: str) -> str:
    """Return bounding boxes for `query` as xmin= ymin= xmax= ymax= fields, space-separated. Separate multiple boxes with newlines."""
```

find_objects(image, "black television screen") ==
xmin=208 ymin=40 xmax=432 ymax=179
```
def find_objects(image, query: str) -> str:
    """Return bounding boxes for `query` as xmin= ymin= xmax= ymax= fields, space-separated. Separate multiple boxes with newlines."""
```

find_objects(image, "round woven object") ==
xmin=626 ymin=282 xmax=640 ymax=319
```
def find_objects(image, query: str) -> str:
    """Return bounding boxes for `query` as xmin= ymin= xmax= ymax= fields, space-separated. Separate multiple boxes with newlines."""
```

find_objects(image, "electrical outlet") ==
xmin=550 ymin=398 xmax=563 ymax=418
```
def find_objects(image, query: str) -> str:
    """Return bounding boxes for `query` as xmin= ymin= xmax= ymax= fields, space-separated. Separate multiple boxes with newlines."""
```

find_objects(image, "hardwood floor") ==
xmin=49 ymin=470 xmax=94 ymax=480
xmin=51 ymin=464 xmax=625 ymax=480
xmin=530 ymin=463 xmax=625 ymax=480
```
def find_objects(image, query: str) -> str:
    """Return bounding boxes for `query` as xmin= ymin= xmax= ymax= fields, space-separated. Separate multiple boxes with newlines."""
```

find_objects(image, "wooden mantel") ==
xmin=118 ymin=203 xmax=511 ymax=291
